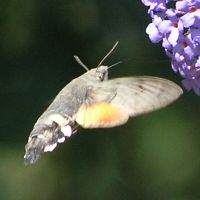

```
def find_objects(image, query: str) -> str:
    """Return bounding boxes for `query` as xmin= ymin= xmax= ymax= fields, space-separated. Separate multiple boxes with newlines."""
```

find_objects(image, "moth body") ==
xmin=24 ymin=46 xmax=183 ymax=165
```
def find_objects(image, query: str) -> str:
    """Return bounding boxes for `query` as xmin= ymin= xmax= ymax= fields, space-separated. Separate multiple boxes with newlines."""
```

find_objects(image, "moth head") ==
xmin=95 ymin=65 xmax=109 ymax=81
xmin=95 ymin=60 xmax=123 ymax=81
xmin=74 ymin=41 xmax=120 ymax=82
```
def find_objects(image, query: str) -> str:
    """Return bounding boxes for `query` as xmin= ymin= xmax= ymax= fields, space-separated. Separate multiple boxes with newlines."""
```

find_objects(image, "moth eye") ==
xmin=96 ymin=72 xmax=104 ymax=81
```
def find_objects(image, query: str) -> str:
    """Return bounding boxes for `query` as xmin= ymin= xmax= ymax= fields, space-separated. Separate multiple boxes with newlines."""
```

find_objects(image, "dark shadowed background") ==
xmin=0 ymin=0 xmax=200 ymax=200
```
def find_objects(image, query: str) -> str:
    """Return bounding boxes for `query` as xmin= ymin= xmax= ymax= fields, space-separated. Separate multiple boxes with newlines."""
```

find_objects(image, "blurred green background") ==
xmin=1 ymin=0 xmax=200 ymax=200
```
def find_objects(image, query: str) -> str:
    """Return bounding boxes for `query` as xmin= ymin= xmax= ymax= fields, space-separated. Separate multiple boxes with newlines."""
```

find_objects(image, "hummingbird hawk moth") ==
xmin=24 ymin=42 xmax=183 ymax=165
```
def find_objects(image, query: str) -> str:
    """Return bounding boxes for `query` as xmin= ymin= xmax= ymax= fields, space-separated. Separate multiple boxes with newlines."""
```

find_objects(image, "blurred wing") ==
xmin=75 ymin=76 xmax=183 ymax=128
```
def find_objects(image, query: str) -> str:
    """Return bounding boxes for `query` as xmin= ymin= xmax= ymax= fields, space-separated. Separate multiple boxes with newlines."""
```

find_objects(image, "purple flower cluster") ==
xmin=141 ymin=0 xmax=200 ymax=95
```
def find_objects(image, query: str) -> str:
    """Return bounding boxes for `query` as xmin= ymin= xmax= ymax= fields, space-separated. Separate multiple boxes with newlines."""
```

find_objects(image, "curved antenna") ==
xmin=97 ymin=41 xmax=119 ymax=67
xmin=108 ymin=60 xmax=123 ymax=69
xmin=74 ymin=55 xmax=89 ymax=71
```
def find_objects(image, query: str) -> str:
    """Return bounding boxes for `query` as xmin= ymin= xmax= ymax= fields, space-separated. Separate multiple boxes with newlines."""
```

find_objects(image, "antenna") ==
xmin=97 ymin=41 xmax=119 ymax=67
xmin=108 ymin=60 xmax=123 ymax=69
xmin=74 ymin=55 xmax=89 ymax=71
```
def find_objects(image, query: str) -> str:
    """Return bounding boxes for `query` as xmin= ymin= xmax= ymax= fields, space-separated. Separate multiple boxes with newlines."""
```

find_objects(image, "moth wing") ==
xmin=75 ymin=76 xmax=183 ymax=128
xmin=75 ymin=85 xmax=126 ymax=128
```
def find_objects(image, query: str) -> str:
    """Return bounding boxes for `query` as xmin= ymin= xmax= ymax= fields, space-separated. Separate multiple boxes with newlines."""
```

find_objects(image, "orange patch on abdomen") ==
xmin=76 ymin=102 xmax=128 ymax=128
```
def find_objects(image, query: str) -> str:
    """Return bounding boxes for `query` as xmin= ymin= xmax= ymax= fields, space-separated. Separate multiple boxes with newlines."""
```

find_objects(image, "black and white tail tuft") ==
xmin=24 ymin=114 xmax=77 ymax=165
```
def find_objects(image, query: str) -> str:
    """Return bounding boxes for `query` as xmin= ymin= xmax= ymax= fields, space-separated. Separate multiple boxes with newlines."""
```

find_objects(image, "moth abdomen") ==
xmin=24 ymin=114 xmax=76 ymax=165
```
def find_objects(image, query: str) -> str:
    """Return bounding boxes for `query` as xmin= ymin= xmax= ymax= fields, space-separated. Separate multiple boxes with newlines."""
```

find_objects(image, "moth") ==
xmin=24 ymin=42 xmax=183 ymax=165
